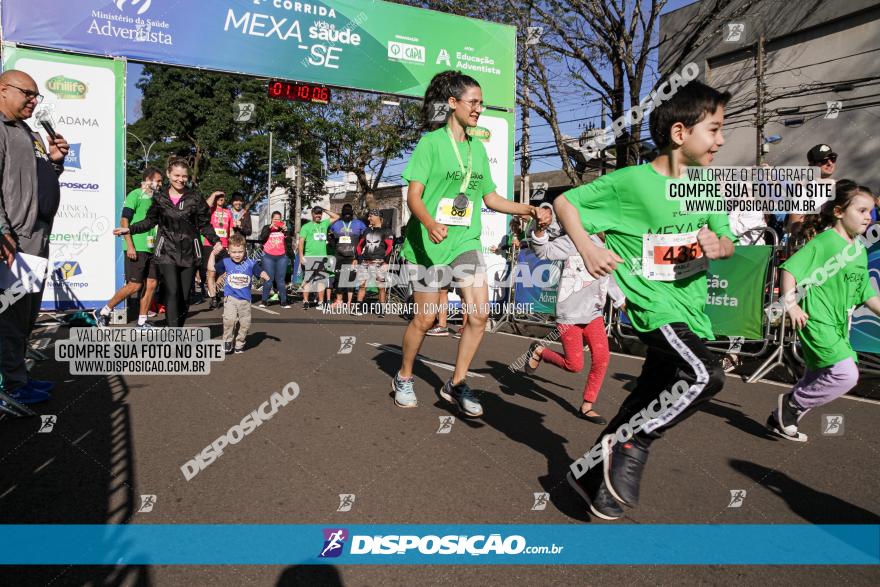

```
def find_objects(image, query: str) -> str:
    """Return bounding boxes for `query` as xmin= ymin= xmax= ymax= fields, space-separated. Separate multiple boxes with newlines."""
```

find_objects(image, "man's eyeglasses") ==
xmin=456 ymin=98 xmax=484 ymax=111
xmin=3 ymin=84 xmax=44 ymax=103
xmin=821 ymin=155 xmax=837 ymax=164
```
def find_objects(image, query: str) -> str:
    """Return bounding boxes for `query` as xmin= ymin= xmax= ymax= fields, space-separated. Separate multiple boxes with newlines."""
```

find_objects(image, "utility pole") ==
xmin=755 ymin=33 xmax=765 ymax=165
xmin=267 ymin=131 xmax=274 ymax=201
xmin=294 ymin=148 xmax=304 ymax=236
xmin=519 ymin=22 xmax=532 ymax=205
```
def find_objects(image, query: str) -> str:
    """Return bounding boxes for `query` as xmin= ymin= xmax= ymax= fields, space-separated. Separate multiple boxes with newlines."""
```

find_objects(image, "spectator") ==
xmin=787 ymin=144 xmax=837 ymax=241
xmin=258 ymin=211 xmax=291 ymax=308
xmin=229 ymin=193 xmax=253 ymax=239
xmin=0 ymin=69 xmax=69 ymax=404
xmin=355 ymin=208 xmax=394 ymax=316
xmin=95 ymin=167 xmax=163 ymax=329
xmin=203 ymin=191 xmax=231 ymax=309
xmin=329 ymin=203 xmax=367 ymax=310
xmin=489 ymin=218 xmax=523 ymax=256
xmin=297 ymin=206 xmax=338 ymax=309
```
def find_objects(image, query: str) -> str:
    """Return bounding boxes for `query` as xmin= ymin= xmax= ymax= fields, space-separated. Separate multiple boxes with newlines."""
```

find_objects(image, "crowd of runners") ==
xmin=4 ymin=66 xmax=876 ymax=522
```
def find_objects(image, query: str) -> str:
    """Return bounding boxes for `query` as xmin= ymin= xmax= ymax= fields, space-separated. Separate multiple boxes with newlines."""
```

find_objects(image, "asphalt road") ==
xmin=1 ymin=301 xmax=878 ymax=586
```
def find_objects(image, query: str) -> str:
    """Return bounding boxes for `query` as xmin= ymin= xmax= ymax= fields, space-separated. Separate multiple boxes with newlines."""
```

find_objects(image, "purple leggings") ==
xmin=790 ymin=358 xmax=859 ymax=419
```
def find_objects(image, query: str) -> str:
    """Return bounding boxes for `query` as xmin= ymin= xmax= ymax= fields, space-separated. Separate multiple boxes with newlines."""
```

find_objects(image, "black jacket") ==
xmin=130 ymin=189 xmax=219 ymax=267
xmin=231 ymin=208 xmax=252 ymax=238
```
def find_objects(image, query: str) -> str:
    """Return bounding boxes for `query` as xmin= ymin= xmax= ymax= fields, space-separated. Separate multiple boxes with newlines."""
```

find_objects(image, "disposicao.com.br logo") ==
xmin=318 ymin=529 xmax=563 ymax=558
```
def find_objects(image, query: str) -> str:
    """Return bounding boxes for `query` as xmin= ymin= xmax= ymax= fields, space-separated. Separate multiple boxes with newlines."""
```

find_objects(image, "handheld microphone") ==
xmin=40 ymin=119 xmax=58 ymax=141
xmin=35 ymin=109 xmax=58 ymax=141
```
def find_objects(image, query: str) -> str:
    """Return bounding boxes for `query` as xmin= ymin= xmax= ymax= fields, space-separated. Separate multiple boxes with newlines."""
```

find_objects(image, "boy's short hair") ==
xmin=649 ymin=80 xmax=731 ymax=151
xmin=311 ymin=206 xmax=323 ymax=214
xmin=228 ymin=234 xmax=246 ymax=249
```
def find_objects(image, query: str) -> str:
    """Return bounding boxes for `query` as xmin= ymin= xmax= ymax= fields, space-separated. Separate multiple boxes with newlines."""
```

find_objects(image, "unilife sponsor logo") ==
xmin=46 ymin=76 xmax=87 ymax=100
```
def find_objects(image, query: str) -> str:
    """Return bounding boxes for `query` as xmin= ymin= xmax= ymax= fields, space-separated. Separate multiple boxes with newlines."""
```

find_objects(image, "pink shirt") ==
xmin=263 ymin=225 xmax=287 ymax=256
xmin=203 ymin=206 xmax=232 ymax=247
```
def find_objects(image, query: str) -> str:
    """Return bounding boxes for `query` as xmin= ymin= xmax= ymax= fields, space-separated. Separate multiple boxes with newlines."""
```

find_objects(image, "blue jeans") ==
xmin=262 ymin=253 xmax=289 ymax=304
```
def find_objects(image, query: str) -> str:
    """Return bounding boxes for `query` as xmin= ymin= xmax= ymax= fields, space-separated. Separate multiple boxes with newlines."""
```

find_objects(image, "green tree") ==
xmin=127 ymin=64 xmax=326 ymax=209
xmin=320 ymin=90 xmax=422 ymax=214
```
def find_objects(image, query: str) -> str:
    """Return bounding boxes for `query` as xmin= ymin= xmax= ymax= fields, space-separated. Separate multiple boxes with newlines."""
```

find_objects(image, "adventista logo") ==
xmin=116 ymin=0 xmax=151 ymax=16
xmin=65 ymin=143 xmax=82 ymax=170
xmin=319 ymin=529 xmax=348 ymax=558
xmin=388 ymin=40 xmax=425 ymax=64
xmin=46 ymin=76 xmax=87 ymax=100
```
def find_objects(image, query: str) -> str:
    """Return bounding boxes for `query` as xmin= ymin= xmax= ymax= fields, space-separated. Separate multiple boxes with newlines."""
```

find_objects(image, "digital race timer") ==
xmin=267 ymin=80 xmax=331 ymax=105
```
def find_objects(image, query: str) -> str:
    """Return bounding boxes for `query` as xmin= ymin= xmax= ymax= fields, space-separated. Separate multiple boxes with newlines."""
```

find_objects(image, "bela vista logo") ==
xmin=115 ymin=0 xmax=151 ymax=15
xmin=46 ymin=76 xmax=87 ymax=100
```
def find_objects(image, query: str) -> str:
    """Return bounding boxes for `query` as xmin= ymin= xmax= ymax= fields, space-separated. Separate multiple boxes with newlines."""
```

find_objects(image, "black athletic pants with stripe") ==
xmin=596 ymin=322 xmax=726 ymax=448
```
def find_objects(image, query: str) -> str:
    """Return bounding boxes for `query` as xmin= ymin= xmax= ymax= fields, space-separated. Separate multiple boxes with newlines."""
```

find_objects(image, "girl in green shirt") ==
xmin=769 ymin=181 xmax=880 ymax=442
xmin=391 ymin=70 xmax=549 ymax=417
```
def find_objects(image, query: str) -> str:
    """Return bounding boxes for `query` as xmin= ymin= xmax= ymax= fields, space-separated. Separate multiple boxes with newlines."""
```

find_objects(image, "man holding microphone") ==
xmin=0 ymin=70 xmax=69 ymax=405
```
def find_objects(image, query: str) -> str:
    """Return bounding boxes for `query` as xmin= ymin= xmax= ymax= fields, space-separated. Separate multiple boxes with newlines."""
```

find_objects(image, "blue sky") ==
xmin=125 ymin=0 xmax=697 ymax=183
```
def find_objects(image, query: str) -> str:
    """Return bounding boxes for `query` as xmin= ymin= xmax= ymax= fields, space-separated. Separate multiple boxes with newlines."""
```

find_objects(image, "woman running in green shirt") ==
xmin=391 ymin=70 xmax=549 ymax=416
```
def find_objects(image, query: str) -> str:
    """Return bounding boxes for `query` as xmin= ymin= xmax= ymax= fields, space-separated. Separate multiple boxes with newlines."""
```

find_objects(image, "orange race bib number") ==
xmin=642 ymin=230 xmax=707 ymax=281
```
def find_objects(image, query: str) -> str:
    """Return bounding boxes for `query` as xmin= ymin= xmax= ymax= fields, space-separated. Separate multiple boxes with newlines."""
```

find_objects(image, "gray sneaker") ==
xmin=392 ymin=372 xmax=417 ymax=408
xmin=440 ymin=379 xmax=483 ymax=417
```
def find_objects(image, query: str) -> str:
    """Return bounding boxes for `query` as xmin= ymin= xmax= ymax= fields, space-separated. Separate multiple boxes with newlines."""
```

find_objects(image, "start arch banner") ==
xmin=0 ymin=0 xmax=516 ymax=108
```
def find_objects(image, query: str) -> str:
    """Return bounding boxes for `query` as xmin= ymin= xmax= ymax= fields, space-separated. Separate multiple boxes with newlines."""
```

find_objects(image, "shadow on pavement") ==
xmin=0 ymin=362 xmax=151 ymax=585
xmin=729 ymin=459 xmax=880 ymax=524
xmin=277 ymin=565 xmax=344 ymax=586
xmin=700 ymin=400 xmax=779 ymax=440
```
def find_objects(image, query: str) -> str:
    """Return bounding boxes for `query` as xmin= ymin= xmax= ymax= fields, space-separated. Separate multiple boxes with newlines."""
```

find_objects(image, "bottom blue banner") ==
xmin=0 ymin=525 xmax=877 ymax=565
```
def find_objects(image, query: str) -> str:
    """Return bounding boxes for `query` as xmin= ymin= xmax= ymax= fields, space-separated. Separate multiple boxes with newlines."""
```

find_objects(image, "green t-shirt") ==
xmin=564 ymin=163 xmax=737 ymax=340
xmin=123 ymin=188 xmax=157 ymax=253
xmin=781 ymin=228 xmax=874 ymax=370
xmin=401 ymin=127 xmax=497 ymax=266
xmin=299 ymin=218 xmax=331 ymax=257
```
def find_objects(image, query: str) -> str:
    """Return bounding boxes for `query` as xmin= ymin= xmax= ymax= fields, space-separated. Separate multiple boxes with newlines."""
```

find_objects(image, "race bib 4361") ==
xmin=642 ymin=230 xmax=706 ymax=281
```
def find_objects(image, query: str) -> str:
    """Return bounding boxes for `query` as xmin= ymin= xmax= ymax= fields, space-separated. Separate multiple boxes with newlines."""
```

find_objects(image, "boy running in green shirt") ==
xmin=556 ymin=80 xmax=735 ymax=520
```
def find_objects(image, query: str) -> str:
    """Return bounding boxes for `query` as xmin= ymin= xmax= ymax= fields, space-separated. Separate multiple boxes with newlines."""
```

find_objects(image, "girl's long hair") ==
xmin=421 ymin=70 xmax=481 ymax=130
xmin=800 ymin=179 xmax=875 ymax=241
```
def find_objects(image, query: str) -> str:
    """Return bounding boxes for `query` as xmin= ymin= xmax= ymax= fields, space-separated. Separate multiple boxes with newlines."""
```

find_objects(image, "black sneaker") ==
xmin=566 ymin=471 xmax=623 ymax=521
xmin=601 ymin=434 xmax=649 ymax=508
xmin=224 ymin=342 xmax=234 ymax=354
xmin=208 ymin=297 xmax=217 ymax=310
xmin=439 ymin=379 xmax=483 ymax=417
xmin=767 ymin=393 xmax=808 ymax=442
xmin=94 ymin=311 xmax=110 ymax=328
xmin=302 ymin=302 xmax=309 ymax=310
xmin=234 ymin=346 xmax=244 ymax=354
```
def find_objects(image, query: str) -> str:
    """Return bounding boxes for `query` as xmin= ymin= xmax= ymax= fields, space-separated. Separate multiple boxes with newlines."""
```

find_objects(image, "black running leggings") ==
xmin=595 ymin=322 xmax=726 ymax=447
xmin=157 ymin=265 xmax=197 ymax=327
